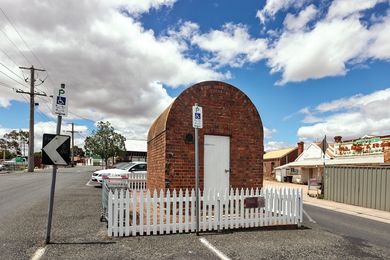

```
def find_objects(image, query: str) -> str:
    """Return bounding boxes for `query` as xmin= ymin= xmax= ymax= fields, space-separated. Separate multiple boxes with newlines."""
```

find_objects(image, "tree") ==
xmin=0 ymin=138 xmax=10 ymax=160
xmin=84 ymin=121 xmax=126 ymax=168
xmin=3 ymin=130 xmax=29 ymax=156
xmin=73 ymin=145 xmax=85 ymax=157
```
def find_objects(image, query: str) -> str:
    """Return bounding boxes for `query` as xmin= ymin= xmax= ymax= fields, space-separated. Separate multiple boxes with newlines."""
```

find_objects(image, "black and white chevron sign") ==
xmin=42 ymin=134 xmax=71 ymax=166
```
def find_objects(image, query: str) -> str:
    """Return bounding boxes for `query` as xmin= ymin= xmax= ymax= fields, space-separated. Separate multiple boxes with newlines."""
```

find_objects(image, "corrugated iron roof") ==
xmin=276 ymin=154 xmax=384 ymax=169
xmin=264 ymin=147 xmax=297 ymax=160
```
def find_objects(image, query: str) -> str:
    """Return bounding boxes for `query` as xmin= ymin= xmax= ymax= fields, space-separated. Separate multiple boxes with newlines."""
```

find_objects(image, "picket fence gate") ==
xmin=107 ymin=187 xmax=303 ymax=237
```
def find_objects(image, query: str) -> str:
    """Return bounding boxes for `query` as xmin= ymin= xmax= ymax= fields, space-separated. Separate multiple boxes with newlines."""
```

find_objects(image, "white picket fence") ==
xmin=107 ymin=187 xmax=303 ymax=237
xmin=127 ymin=174 xmax=147 ymax=190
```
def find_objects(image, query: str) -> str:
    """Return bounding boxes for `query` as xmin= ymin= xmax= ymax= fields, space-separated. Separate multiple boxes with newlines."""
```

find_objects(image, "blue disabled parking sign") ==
xmin=53 ymin=85 xmax=68 ymax=116
xmin=192 ymin=105 xmax=203 ymax=128
xmin=57 ymin=96 xmax=66 ymax=105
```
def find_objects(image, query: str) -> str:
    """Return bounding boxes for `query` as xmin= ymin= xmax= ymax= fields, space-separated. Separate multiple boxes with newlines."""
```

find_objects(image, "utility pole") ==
xmin=17 ymin=66 xmax=46 ymax=172
xmin=65 ymin=123 xmax=80 ymax=166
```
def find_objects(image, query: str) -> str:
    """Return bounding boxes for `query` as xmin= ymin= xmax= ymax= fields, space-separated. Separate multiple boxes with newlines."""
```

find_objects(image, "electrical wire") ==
xmin=0 ymin=46 xmax=26 ymax=79
xmin=0 ymin=7 xmax=51 ymax=95
xmin=0 ymin=69 xmax=29 ymax=89
xmin=0 ymin=81 xmax=15 ymax=90
xmin=0 ymin=6 xmax=96 ymax=133
xmin=0 ymin=61 xmax=24 ymax=81
xmin=0 ymin=27 xmax=32 ymax=66
xmin=0 ymin=7 xmax=44 ymax=69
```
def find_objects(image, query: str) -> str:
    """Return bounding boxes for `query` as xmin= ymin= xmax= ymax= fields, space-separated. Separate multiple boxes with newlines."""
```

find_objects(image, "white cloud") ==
xmin=0 ymin=0 xmax=227 ymax=140
xmin=268 ymin=17 xmax=370 ymax=85
xmin=192 ymin=23 xmax=268 ymax=67
xmin=299 ymin=107 xmax=323 ymax=123
xmin=283 ymin=4 xmax=317 ymax=31
xmin=264 ymin=127 xmax=277 ymax=139
xmin=366 ymin=11 xmax=390 ymax=60
xmin=297 ymin=88 xmax=390 ymax=140
xmin=267 ymin=0 xmax=390 ymax=85
xmin=264 ymin=140 xmax=292 ymax=151
xmin=168 ymin=21 xmax=200 ymax=41
xmin=120 ymin=0 xmax=177 ymax=16
xmin=326 ymin=0 xmax=387 ymax=20
xmin=257 ymin=0 xmax=308 ymax=24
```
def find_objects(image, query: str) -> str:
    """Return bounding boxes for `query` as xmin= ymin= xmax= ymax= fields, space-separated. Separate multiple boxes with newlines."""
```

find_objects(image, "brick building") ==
xmin=263 ymin=142 xmax=303 ymax=178
xmin=147 ymin=81 xmax=264 ymax=191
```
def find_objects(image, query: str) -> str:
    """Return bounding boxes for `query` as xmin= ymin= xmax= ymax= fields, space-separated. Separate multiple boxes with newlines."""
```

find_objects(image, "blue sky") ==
xmin=0 ymin=0 xmax=390 ymax=151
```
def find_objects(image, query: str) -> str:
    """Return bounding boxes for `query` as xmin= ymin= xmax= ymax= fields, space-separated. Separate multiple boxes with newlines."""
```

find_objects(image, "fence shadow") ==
xmin=200 ymin=224 xmax=309 ymax=236
xmin=48 ymin=241 xmax=116 ymax=245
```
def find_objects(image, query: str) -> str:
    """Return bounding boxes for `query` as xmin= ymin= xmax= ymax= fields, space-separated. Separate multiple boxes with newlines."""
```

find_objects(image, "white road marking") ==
xmin=85 ymin=180 xmax=95 ymax=186
xmin=199 ymin=237 xmax=231 ymax=260
xmin=303 ymin=209 xmax=316 ymax=223
xmin=30 ymin=247 xmax=46 ymax=260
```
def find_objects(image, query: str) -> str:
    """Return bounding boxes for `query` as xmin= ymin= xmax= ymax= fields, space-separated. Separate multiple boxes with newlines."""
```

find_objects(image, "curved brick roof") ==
xmin=147 ymin=103 xmax=172 ymax=142
xmin=147 ymin=80 xmax=263 ymax=143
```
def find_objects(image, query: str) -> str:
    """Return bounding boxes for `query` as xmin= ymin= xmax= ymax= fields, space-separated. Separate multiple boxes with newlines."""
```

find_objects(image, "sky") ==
xmin=0 ymin=0 xmax=390 ymax=152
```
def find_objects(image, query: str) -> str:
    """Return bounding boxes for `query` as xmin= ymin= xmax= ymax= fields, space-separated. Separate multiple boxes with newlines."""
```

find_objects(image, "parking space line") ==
xmin=85 ymin=180 xmax=95 ymax=186
xmin=30 ymin=246 xmax=46 ymax=260
xmin=303 ymin=209 xmax=316 ymax=223
xmin=199 ymin=237 xmax=231 ymax=260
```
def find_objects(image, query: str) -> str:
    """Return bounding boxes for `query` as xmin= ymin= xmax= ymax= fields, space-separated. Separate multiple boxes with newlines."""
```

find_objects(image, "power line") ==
xmin=0 ymin=69 xmax=29 ymax=89
xmin=0 ymin=81 xmax=15 ymax=90
xmin=67 ymin=111 xmax=96 ymax=123
xmin=0 ymin=7 xmax=52 ymax=96
xmin=39 ymin=101 xmax=97 ymax=125
xmin=0 ymin=61 xmax=24 ymax=81
xmin=0 ymin=7 xmax=44 ymax=69
xmin=0 ymin=46 xmax=26 ymax=79
xmin=0 ymin=27 xmax=32 ymax=65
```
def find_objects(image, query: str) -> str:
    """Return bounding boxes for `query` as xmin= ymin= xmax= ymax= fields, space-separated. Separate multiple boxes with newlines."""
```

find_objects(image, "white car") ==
xmin=91 ymin=162 xmax=147 ymax=184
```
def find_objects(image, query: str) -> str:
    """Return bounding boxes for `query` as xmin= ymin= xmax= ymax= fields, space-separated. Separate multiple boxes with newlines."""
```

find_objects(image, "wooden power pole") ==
xmin=65 ymin=123 xmax=80 ymax=166
xmin=17 ymin=66 xmax=46 ymax=172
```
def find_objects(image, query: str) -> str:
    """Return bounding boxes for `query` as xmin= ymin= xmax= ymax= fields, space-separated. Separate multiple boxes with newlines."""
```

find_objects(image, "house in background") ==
xmin=275 ymin=135 xmax=390 ymax=184
xmin=124 ymin=140 xmax=147 ymax=162
xmin=85 ymin=155 xmax=103 ymax=166
xmin=263 ymin=142 xmax=303 ymax=179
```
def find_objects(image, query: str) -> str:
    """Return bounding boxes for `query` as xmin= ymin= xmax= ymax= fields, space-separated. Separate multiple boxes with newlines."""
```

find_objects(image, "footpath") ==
xmin=264 ymin=180 xmax=390 ymax=224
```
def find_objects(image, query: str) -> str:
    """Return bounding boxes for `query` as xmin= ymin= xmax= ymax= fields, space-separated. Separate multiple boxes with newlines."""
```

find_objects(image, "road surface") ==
xmin=1 ymin=168 xmax=389 ymax=259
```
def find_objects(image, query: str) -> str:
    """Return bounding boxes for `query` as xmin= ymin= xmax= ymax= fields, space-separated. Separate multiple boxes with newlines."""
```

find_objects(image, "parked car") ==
xmin=0 ymin=164 xmax=4 ymax=171
xmin=91 ymin=162 xmax=147 ymax=184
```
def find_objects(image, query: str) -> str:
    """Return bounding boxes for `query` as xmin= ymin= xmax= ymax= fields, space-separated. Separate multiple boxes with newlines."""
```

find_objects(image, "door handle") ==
xmin=225 ymin=169 xmax=230 ymax=173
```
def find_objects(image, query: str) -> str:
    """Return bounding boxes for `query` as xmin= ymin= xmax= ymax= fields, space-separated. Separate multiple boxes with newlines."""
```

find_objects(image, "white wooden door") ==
xmin=204 ymin=135 xmax=230 ymax=192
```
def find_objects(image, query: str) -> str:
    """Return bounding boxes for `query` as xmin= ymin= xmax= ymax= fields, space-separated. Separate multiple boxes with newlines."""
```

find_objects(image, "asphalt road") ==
xmin=303 ymin=204 xmax=390 ymax=248
xmin=0 ymin=166 xmax=101 ymax=259
xmin=1 ymin=168 xmax=389 ymax=259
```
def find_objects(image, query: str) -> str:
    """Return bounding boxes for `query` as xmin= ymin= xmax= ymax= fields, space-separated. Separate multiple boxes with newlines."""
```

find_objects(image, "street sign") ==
xmin=52 ymin=86 xmax=68 ymax=116
xmin=192 ymin=105 xmax=203 ymax=128
xmin=42 ymin=134 xmax=70 ymax=165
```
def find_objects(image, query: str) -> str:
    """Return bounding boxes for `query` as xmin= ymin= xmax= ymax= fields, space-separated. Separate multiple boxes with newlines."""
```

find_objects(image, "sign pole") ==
xmin=45 ymin=114 xmax=62 ymax=244
xmin=195 ymin=119 xmax=200 ymax=236
xmin=45 ymin=83 xmax=67 ymax=244
xmin=192 ymin=103 xmax=202 ymax=236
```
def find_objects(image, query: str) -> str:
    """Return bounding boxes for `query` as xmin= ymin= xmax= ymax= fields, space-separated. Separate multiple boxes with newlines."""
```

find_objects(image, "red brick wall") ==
xmin=263 ymin=149 xmax=298 ymax=177
xmin=147 ymin=132 xmax=166 ymax=190
xmin=152 ymin=81 xmax=264 ymax=190
xmin=263 ymin=159 xmax=281 ymax=177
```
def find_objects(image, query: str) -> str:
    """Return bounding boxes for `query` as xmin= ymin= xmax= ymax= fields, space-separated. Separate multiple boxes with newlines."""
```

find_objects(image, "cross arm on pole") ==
xmin=19 ymin=66 xmax=45 ymax=72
